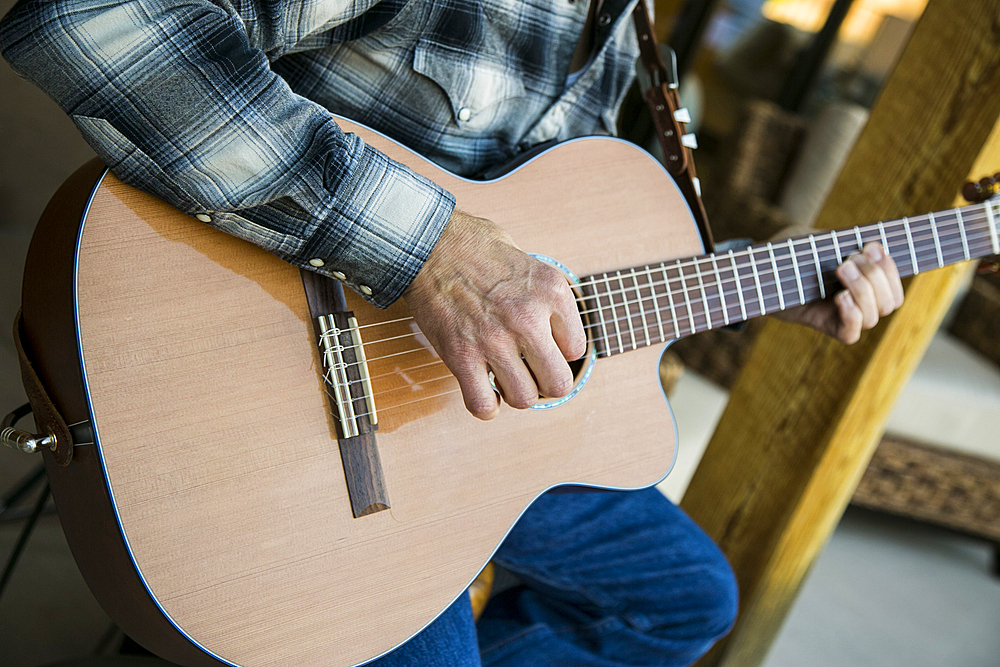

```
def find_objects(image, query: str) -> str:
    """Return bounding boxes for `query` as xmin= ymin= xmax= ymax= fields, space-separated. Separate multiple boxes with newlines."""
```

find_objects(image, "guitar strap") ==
xmin=631 ymin=0 xmax=714 ymax=250
xmin=12 ymin=310 xmax=73 ymax=465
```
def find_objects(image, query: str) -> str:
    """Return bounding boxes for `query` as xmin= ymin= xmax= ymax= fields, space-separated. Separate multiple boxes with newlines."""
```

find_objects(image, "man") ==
xmin=0 ymin=1 xmax=903 ymax=664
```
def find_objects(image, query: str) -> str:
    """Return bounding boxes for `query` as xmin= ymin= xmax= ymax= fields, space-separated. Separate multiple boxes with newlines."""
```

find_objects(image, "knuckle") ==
xmin=538 ymin=265 xmax=568 ymax=292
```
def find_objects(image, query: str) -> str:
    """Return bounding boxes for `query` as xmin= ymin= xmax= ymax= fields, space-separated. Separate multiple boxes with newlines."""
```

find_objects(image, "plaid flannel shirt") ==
xmin=1 ymin=0 xmax=641 ymax=307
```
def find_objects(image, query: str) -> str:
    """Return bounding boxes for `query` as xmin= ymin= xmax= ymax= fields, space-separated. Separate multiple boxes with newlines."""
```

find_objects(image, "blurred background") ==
xmin=1 ymin=0 xmax=998 ymax=665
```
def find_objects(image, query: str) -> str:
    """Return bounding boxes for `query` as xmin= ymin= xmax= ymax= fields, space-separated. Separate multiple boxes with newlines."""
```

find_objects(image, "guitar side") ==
xmin=22 ymin=124 xmax=705 ymax=667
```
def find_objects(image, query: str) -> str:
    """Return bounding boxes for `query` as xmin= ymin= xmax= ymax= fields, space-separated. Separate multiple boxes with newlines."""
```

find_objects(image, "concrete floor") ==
xmin=1 ymin=2 xmax=998 ymax=664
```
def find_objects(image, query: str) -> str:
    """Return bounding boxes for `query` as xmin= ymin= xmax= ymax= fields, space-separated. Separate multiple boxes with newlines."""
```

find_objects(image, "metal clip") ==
xmin=635 ymin=45 xmax=680 ymax=94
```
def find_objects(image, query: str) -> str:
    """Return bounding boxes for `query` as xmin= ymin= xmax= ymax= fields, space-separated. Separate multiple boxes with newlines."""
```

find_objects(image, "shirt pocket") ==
xmin=412 ymin=38 xmax=525 ymax=131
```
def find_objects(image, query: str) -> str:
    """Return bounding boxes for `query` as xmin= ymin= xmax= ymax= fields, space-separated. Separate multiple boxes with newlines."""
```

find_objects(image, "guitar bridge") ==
xmin=314 ymin=310 xmax=388 ymax=518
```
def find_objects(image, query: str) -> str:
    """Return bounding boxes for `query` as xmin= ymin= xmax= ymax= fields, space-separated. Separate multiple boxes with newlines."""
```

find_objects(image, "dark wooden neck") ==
xmin=581 ymin=200 xmax=1000 ymax=357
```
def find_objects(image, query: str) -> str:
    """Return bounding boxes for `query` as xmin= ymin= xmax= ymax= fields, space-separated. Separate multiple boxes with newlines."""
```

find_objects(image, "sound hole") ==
xmin=526 ymin=252 xmax=597 ymax=410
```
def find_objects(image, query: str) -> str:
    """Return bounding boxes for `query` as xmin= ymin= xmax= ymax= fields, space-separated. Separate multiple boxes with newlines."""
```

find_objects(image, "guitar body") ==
xmin=21 ymin=120 xmax=704 ymax=667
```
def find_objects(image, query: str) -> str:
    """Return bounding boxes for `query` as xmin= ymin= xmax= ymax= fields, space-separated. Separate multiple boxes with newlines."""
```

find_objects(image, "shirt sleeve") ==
xmin=0 ymin=0 xmax=455 ymax=308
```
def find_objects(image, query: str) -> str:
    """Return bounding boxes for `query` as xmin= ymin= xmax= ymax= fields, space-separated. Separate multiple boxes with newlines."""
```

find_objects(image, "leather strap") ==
xmin=13 ymin=309 xmax=73 ymax=465
xmin=631 ymin=0 xmax=714 ymax=250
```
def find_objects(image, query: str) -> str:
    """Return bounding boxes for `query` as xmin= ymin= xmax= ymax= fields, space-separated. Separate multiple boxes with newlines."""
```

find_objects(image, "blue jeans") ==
xmin=370 ymin=488 xmax=738 ymax=667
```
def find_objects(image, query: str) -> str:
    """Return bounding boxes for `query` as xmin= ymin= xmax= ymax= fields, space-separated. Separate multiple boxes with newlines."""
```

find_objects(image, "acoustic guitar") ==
xmin=13 ymin=116 xmax=1000 ymax=667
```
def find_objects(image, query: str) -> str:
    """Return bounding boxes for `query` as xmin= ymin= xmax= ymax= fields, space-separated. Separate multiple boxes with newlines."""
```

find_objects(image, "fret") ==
xmin=603 ymin=273 xmax=625 ymax=354
xmin=595 ymin=275 xmax=613 ymax=356
xmin=986 ymin=201 xmax=1000 ymax=255
xmin=693 ymin=257 xmax=713 ymax=330
xmin=956 ymin=208 xmax=971 ymax=261
xmin=788 ymin=239 xmax=805 ymax=305
xmin=629 ymin=268 xmax=651 ymax=347
xmin=676 ymin=260 xmax=697 ymax=334
xmin=853 ymin=226 xmax=864 ymax=253
xmin=711 ymin=254 xmax=730 ymax=326
xmin=832 ymin=231 xmax=843 ymax=264
xmin=903 ymin=216 xmax=919 ymax=274
xmin=808 ymin=235 xmax=826 ymax=299
xmin=662 ymin=264 xmax=681 ymax=338
xmin=615 ymin=271 xmax=636 ymax=351
xmin=646 ymin=265 xmax=666 ymax=342
xmin=929 ymin=212 xmax=944 ymax=268
xmin=767 ymin=242 xmax=785 ymax=311
xmin=877 ymin=221 xmax=889 ymax=258
xmin=749 ymin=248 xmax=766 ymax=316
xmin=729 ymin=250 xmax=748 ymax=321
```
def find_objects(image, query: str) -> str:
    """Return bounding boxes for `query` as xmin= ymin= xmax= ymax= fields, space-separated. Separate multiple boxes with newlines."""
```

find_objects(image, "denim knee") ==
xmin=629 ymin=538 xmax=739 ymax=648
xmin=696 ymin=549 xmax=739 ymax=641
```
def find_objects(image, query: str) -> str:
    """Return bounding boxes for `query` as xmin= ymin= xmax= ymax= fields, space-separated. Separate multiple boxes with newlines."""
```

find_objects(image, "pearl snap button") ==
xmin=332 ymin=271 xmax=346 ymax=280
xmin=457 ymin=107 xmax=472 ymax=122
xmin=308 ymin=258 xmax=325 ymax=267
xmin=359 ymin=285 xmax=373 ymax=296
xmin=195 ymin=213 xmax=212 ymax=223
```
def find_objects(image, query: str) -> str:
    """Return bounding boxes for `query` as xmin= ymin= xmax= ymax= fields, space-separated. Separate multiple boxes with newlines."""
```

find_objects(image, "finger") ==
xmin=452 ymin=357 xmax=500 ymax=420
xmin=489 ymin=352 xmax=540 ymax=410
xmin=836 ymin=256 xmax=879 ymax=329
xmin=866 ymin=242 xmax=905 ymax=308
xmin=857 ymin=244 xmax=897 ymax=317
xmin=550 ymin=287 xmax=587 ymax=361
xmin=521 ymin=335 xmax=575 ymax=399
xmin=835 ymin=290 xmax=863 ymax=344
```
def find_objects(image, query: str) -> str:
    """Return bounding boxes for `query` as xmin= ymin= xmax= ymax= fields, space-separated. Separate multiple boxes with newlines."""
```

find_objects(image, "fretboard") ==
xmin=580 ymin=200 xmax=1000 ymax=357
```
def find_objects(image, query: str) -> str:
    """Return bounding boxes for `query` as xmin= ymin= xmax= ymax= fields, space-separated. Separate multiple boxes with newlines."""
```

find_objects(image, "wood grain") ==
xmin=681 ymin=1 xmax=1000 ymax=665
xmin=68 ymin=129 xmax=702 ymax=667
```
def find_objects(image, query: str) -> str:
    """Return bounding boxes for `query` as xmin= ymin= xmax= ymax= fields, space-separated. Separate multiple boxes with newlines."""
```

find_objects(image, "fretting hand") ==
xmin=403 ymin=209 xmax=587 ymax=420
xmin=778 ymin=242 xmax=905 ymax=343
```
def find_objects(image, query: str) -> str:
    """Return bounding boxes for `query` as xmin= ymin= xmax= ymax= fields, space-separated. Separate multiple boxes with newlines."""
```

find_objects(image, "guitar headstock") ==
xmin=963 ymin=173 xmax=1000 ymax=274
xmin=961 ymin=172 xmax=1000 ymax=204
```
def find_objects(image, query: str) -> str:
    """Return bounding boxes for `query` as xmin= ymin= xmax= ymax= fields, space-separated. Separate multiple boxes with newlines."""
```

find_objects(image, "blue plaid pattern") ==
xmin=1 ymin=0 xmax=641 ymax=307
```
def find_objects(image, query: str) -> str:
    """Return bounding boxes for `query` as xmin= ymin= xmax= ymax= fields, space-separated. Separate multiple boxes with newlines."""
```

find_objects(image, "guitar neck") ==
xmin=581 ymin=200 xmax=1000 ymax=356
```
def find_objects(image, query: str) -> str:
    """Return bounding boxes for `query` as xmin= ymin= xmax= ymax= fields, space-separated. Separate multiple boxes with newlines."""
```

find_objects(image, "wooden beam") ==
xmin=680 ymin=0 xmax=1000 ymax=665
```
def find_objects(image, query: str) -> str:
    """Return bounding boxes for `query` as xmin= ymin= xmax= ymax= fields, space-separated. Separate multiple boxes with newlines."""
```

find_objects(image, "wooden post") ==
xmin=680 ymin=1 xmax=1000 ymax=665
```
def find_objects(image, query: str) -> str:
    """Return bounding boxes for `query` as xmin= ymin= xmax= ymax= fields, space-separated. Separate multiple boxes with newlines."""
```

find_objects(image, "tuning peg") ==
xmin=962 ymin=176 xmax=999 ymax=203
xmin=680 ymin=133 xmax=698 ymax=149
xmin=673 ymin=107 xmax=692 ymax=124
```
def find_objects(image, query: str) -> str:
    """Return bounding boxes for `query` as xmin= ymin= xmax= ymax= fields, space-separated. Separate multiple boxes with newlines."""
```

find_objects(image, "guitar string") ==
xmin=567 ymin=221 xmax=993 ymax=313
xmin=331 ymin=233 xmax=997 ymax=379
xmin=324 ymin=234 xmax=996 ymax=397
xmin=321 ymin=230 xmax=995 ymax=369
xmin=350 ymin=214 xmax=997 ymax=337
xmin=322 ymin=208 xmax=1000 ymax=419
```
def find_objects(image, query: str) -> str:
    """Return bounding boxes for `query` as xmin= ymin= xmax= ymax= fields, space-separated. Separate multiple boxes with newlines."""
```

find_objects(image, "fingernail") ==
xmin=865 ymin=244 xmax=883 ymax=262
xmin=841 ymin=262 xmax=860 ymax=280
